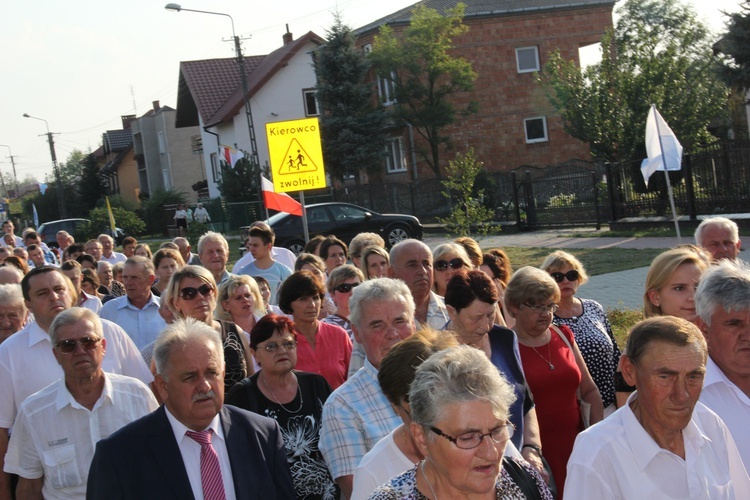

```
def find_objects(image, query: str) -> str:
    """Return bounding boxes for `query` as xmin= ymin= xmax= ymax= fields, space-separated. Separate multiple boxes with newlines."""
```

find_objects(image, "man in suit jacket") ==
xmin=87 ymin=317 xmax=295 ymax=500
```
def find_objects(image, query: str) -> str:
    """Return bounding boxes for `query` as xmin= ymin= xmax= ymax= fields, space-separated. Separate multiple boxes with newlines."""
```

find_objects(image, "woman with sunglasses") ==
xmin=506 ymin=266 xmax=603 ymax=498
xmin=277 ymin=270 xmax=352 ymax=389
xmin=370 ymin=345 xmax=552 ymax=500
xmin=541 ymin=250 xmax=621 ymax=417
xmin=165 ymin=265 xmax=250 ymax=392
xmin=322 ymin=264 xmax=366 ymax=375
xmin=431 ymin=243 xmax=472 ymax=297
xmin=226 ymin=314 xmax=338 ymax=499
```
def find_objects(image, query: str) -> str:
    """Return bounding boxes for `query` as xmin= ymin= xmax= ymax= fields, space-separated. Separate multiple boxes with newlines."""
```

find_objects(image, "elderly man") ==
xmin=0 ymin=267 xmax=22 ymax=285
xmin=232 ymin=221 xmax=296 ymax=272
xmin=87 ymin=318 xmax=295 ymax=499
xmin=695 ymin=260 xmax=750 ymax=470
xmin=695 ymin=216 xmax=742 ymax=261
xmin=56 ymin=230 xmax=73 ymax=253
xmin=100 ymin=257 xmax=166 ymax=350
xmin=320 ymin=278 xmax=416 ymax=498
xmin=198 ymin=231 xmax=233 ymax=285
xmin=172 ymin=236 xmax=202 ymax=266
xmin=4 ymin=308 xmax=157 ymax=499
xmin=565 ymin=316 xmax=749 ymax=498
xmin=1 ymin=221 xmax=23 ymax=248
xmin=0 ymin=284 xmax=26 ymax=343
xmin=61 ymin=261 xmax=102 ymax=313
xmin=84 ymin=239 xmax=103 ymax=261
xmin=0 ymin=267 xmax=151 ymax=498
xmin=388 ymin=239 xmax=449 ymax=329
xmin=98 ymin=234 xmax=126 ymax=264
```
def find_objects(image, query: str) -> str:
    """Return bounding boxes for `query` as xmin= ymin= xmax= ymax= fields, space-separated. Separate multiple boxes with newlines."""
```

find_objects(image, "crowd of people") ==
xmin=0 ymin=215 xmax=747 ymax=499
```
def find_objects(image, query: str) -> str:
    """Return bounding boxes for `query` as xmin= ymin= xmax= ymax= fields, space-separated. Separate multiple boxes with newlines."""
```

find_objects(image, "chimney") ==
xmin=152 ymin=100 xmax=160 ymax=112
xmin=283 ymin=24 xmax=293 ymax=45
xmin=121 ymin=115 xmax=136 ymax=129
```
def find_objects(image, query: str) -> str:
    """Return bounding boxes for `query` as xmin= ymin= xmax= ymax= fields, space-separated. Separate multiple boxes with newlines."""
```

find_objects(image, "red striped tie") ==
xmin=186 ymin=429 xmax=226 ymax=500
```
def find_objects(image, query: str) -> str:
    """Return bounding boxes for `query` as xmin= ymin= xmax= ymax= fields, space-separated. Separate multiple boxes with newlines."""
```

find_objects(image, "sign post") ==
xmin=265 ymin=117 xmax=326 ymax=244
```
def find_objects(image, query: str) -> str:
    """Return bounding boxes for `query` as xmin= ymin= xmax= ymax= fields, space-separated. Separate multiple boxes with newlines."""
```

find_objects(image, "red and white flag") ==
xmin=261 ymin=176 xmax=302 ymax=216
xmin=221 ymin=145 xmax=245 ymax=168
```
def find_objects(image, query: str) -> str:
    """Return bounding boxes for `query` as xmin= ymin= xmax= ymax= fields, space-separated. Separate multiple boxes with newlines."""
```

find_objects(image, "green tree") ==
xmin=540 ymin=0 xmax=727 ymax=185
xmin=55 ymin=149 xmax=87 ymax=185
xmin=369 ymin=3 xmax=477 ymax=177
xmin=79 ymin=207 xmax=145 ymax=241
xmin=715 ymin=2 xmax=750 ymax=96
xmin=78 ymin=153 xmax=106 ymax=213
xmin=216 ymin=158 xmax=262 ymax=202
xmin=437 ymin=149 xmax=495 ymax=237
xmin=314 ymin=15 xmax=389 ymax=182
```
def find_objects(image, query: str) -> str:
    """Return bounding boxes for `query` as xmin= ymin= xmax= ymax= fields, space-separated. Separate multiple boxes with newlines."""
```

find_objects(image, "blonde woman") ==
xmin=644 ymin=247 xmax=710 ymax=324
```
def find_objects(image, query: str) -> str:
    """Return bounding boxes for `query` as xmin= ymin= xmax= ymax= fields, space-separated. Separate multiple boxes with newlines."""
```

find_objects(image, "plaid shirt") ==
xmin=319 ymin=359 xmax=401 ymax=480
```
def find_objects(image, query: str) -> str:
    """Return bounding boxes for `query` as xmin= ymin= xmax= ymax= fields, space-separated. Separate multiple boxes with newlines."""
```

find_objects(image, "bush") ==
xmin=79 ymin=207 xmax=146 ymax=241
xmin=142 ymin=190 xmax=186 ymax=235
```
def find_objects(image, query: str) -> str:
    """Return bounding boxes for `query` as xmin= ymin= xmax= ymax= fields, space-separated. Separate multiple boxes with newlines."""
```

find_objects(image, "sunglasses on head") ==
xmin=179 ymin=284 xmax=214 ymax=300
xmin=334 ymin=282 xmax=360 ymax=293
xmin=56 ymin=337 xmax=101 ymax=354
xmin=435 ymin=258 xmax=465 ymax=272
xmin=550 ymin=270 xmax=579 ymax=283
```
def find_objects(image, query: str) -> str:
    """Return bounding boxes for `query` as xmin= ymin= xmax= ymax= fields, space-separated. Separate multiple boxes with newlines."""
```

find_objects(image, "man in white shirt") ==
xmin=98 ymin=234 xmax=126 ymax=264
xmin=565 ymin=316 xmax=750 ymax=499
xmin=60 ymin=260 xmax=102 ymax=314
xmin=0 ymin=267 xmax=152 ymax=498
xmin=84 ymin=239 xmax=104 ymax=262
xmin=695 ymin=217 xmax=742 ymax=262
xmin=0 ymin=221 xmax=24 ymax=248
xmin=695 ymin=260 xmax=750 ymax=470
xmin=198 ymin=231 xmax=233 ymax=285
xmin=235 ymin=226 xmax=292 ymax=305
xmin=100 ymin=257 xmax=166 ymax=350
xmin=4 ymin=308 xmax=158 ymax=499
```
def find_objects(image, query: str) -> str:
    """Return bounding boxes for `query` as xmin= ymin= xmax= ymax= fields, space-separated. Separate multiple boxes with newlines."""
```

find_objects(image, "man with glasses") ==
xmin=4 ymin=308 xmax=157 ymax=499
xmin=0 ymin=267 xmax=152 ymax=498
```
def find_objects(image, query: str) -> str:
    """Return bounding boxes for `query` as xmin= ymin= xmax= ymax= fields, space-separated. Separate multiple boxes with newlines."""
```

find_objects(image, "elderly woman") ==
xmin=0 ymin=284 xmax=27 ymax=343
xmin=360 ymin=245 xmax=390 ymax=280
xmin=151 ymin=248 xmax=185 ymax=297
xmin=506 ymin=266 xmax=603 ymax=498
xmin=322 ymin=264 xmax=366 ymax=375
xmin=644 ymin=247 xmax=710 ymax=324
xmin=277 ymin=270 xmax=352 ymax=389
xmin=165 ymin=265 xmax=249 ymax=391
xmin=541 ymin=250 xmax=621 ymax=416
xmin=226 ymin=314 xmax=337 ymax=499
xmin=431 ymin=243 xmax=472 ymax=297
xmin=370 ymin=345 xmax=552 ymax=499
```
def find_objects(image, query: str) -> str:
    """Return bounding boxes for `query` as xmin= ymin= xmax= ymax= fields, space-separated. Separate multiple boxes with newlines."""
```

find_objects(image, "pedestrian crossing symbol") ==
xmin=266 ymin=117 xmax=327 ymax=193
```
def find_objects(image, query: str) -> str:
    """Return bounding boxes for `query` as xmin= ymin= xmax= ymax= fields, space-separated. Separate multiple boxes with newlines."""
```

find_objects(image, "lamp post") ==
xmin=165 ymin=3 xmax=261 ymax=197
xmin=23 ymin=113 xmax=67 ymax=218
xmin=0 ymin=145 xmax=18 ymax=195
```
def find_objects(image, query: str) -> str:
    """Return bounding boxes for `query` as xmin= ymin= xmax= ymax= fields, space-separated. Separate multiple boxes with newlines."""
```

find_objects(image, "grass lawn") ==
xmin=500 ymin=247 xmax=663 ymax=276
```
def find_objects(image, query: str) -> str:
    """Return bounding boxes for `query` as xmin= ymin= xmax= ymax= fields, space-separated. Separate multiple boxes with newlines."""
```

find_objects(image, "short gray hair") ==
xmin=389 ymin=239 xmax=431 ymax=270
xmin=409 ymin=345 xmax=516 ymax=428
xmin=0 ymin=283 xmax=24 ymax=311
xmin=153 ymin=317 xmax=224 ymax=380
xmin=197 ymin=231 xmax=228 ymax=255
xmin=49 ymin=307 xmax=103 ymax=345
xmin=125 ymin=256 xmax=155 ymax=276
xmin=97 ymin=261 xmax=113 ymax=272
xmin=349 ymin=277 xmax=415 ymax=330
xmin=97 ymin=234 xmax=114 ymax=244
xmin=695 ymin=260 xmax=750 ymax=325
xmin=695 ymin=217 xmax=739 ymax=246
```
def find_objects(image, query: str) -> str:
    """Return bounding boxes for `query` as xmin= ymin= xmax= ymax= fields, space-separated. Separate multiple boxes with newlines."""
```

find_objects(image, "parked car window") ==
xmin=329 ymin=204 xmax=367 ymax=222
xmin=308 ymin=207 xmax=332 ymax=224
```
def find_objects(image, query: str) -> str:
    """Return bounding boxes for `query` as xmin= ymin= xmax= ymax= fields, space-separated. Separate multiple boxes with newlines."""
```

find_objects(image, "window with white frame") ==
xmin=210 ymin=153 xmax=220 ymax=182
xmin=362 ymin=43 xmax=372 ymax=54
xmin=303 ymin=89 xmax=320 ymax=116
xmin=524 ymin=116 xmax=548 ymax=143
xmin=515 ymin=46 xmax=540 ymax=73
xmin=384 ymin=138 xmax=406 ymax=173
xmin=378 ymin=71 xmax=397 ymax=105
xmin=158 ymin=131 xmax=166 ymax=154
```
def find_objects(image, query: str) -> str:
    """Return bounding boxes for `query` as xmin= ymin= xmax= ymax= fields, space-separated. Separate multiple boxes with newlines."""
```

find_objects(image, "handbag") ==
xmin=503 ymin=457 xmax=548 ymax=500
xmin=549 ymin=324 xmax=591 ymax=428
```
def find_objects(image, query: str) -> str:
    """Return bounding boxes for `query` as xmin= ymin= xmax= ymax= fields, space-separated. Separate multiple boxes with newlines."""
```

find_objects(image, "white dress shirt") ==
xmin=101 ymin=252 xmax=127 ymax=264
xmin=100 ymin=293 xmax=166 ymax=349
xmin=80 ymin=291 xmax=102 ymax=314
xmin=565 ymin=392 xmax=750 ymax=499
xmin=699 ymin=357 xmax=750 ymax=470
xmin=0 ymin=319 xmax=153 ymax=428
xmin=3 ymin=373 xmax=158 ymax=500
xmin=164 ymin=407 xmax=237 ymax=500
xmin=231 ymin=246 xmax=297 ymax=273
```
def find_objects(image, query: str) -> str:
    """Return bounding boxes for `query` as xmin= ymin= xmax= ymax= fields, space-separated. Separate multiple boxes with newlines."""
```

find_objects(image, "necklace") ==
xmin=420 ymin=461 xmax=438 ymax=500
xmin=531 ymin=340 xmax=555 ymax=370
xmin=262 ymin=371 xmax=304 ymax=414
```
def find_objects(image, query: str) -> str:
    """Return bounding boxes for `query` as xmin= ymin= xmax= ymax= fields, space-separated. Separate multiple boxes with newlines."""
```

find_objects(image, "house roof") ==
xmin=175 ymin=31 xmax=325 ymax=129
xmin=102 ymin=129 xmax=133 ymax=153
xmin=355 ymin=0 xmax=617 ymax=36
xmin=101 ymin=146 xmax=133 ymax=175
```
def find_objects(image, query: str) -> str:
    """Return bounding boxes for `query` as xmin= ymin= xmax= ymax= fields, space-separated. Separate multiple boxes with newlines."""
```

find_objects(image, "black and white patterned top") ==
xmin=554 ymin=298 xmax=621 ymax=408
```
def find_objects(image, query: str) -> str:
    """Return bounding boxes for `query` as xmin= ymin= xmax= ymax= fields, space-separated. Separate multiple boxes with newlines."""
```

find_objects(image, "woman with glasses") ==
xmin=431 ymin=243 xmax=472 ymax=297
xmin=541 ymin=250 xmax=621 ymax=417
xmin=277 ymin=270 xmax=352 ymax=389
xmin=226 ymin=314 xmax=337 ymax=499
xmin=505 ymin=266 xmax=603 ymax=498
xmin=164 ymin=265 xmax=249 ymax=392
xmin=322 ymin=264 xmax=366 ymax=375
xmin=370 ymin=345 xmax=552 ymax=500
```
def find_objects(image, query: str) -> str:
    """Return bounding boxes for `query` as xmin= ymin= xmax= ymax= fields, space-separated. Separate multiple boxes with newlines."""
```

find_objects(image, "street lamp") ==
xmin=23 ymin=113 xmax=67 ymax=218
xmin=0 ymin=144 xmax=18 ymax=196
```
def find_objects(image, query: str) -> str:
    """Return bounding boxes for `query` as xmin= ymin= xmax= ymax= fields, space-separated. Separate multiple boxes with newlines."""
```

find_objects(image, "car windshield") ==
xmin=267 ymin=211 xmax=295 ymax=225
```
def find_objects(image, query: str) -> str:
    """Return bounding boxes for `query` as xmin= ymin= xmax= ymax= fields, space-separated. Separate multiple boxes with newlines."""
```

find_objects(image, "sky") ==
xmin=0 ymin=0 xmax=744 ymax=184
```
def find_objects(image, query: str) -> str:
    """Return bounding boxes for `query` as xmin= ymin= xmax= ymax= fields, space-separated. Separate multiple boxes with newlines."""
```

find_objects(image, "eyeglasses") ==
xmin=179 ymin=284 xmax=214 ymax=300
xmin=261 ymin=340 xmax=297 ymax=353
xmin=550 ymin=270 xmax=579 ymax=283
xmin=429 ymin=422 xmax=514 ymax=449
xmin=333 ymin=282 xmax=360 ymax=293
xmin=56 ymin=337 xmax=101 ymax=354
xmin=435 ymin=258 xmax=466 ymax=272
xmin=523 ymin=303 xmax=559 ymax=315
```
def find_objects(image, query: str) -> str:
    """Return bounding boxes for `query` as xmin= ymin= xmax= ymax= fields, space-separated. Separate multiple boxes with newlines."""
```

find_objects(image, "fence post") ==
xmin=409 ymin=182 xmax=417 ymax=217
xmin=605 ymin=162 xmax=617 ymax=222
xmin=684 ymin=154 xmax=697 ymax=221
xmin=592 ymin=172 xmax=601 ymax=230
xmin=523 ymin=170 xmax=537 ymax=227
xmin=511 ymin=171 xmax=522 ymax=226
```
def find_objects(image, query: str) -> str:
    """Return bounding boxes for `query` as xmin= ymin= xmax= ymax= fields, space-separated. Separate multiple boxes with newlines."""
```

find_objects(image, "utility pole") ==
xmin=23 ymin=114 xmax=67 ymax=218
xmin=0 ymin=145 xmax=18 ymax=196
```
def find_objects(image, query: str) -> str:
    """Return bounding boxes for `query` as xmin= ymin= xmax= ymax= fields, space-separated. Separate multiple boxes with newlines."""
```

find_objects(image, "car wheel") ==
xmin=386 ymin=225 xmax=411 ymax=247
xmin=288 ymin=241 xmax=305 ymax=256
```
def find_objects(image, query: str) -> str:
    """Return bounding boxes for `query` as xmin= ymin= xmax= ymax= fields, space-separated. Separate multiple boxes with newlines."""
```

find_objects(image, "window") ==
xmin=210 ymin=153 xmax=221 ymax=183
xmin=362 ymin=43 xmax=372 ymax=54
xmin=378 ymin=71 xmax=397 ymax=105
xmin=524 ymin=117 xmax=548 ymax=143
xmin=158 ymin=131 xmax=166 ymax=154
xmin=303 ymin=89 xmax=319 ymax=116
xmin=385 ymin=138 xmax=406 ymax=173
xmin=329 ymin=204 xmax=367 ymax=222
xmin=516 ymin=46 xmax=540 ymax=73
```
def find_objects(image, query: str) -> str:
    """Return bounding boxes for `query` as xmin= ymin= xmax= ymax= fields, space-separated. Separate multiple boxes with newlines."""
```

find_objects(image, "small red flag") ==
xmin=261 ymin=176 xmax=302 ymax=216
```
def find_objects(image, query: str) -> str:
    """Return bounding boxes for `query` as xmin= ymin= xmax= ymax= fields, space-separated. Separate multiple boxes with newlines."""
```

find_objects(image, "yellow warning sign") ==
xmin=266 ymin=117 xmax=326 ymax=193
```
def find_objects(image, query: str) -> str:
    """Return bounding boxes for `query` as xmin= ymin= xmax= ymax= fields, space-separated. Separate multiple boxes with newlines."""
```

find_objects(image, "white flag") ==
xmin=641 ymin=106 xmax=683 ymax=184
xmin=221 ymin=145 xmax=245 ymax=169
